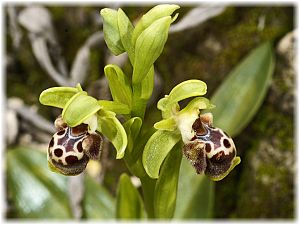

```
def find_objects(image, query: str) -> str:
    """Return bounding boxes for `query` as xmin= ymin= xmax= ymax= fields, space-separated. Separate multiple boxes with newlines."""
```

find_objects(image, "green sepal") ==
xmin=97 ymin=110 xmax=127 ymax=159
xmin=142 ymin=130 xmax=181 ymax=179
xmin=116 ymin=173 xmax=146 ymax=219
xmin=132 ymin=4 xmax=180 ymax=45
xmin=140 ymin=66 xmax=154 ymax=100
xmin=100 ymin=8 xmax=125 ymax=55
xmin=154 ymin=118 xmax=177 ymax=131
xmin=132 ymin=16 xmax=172 ymax=84
xmin=167 ymin=80 xmax=207 ymax=107
xmin=207 ymin=157 xmax=241 ymax=181
xmin=98 ymin=100 xmax=130 ymax=115
xmin=123 ymin=117 xmax=142 ymax=154
xmin=117 ymin=8 xmax=135 ymax=63
xmin=104 ymin=64 xmax=132 ymax=106
xmin=158 ymin=80 xmax=207 ymax=118
xmin=131 ymin=67 xmax=154 ymax=118
xmin=39 ymin=87 xmax=79 ymax=108
xmin=62 ymin=92 xmax=101 ymax=127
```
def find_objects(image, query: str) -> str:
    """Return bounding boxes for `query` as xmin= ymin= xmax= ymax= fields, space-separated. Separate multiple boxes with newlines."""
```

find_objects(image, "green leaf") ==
xmin=132 ymin=4 xmax=180 ymax=45
xmin=132 ymin=16 xmax=172 ymax=84
xmin=154 ymin=118 xmax=177 ymax=131
xmin=104 ymin=64 xmax=132 ymax=106
xmin=117 ymin=8 xmax=135 ymax=63
xmin=154 ymin=143 xmax=182 ymax=218
xmin=100 ymin=8 xmax=125 ymax=55
xmin=98 ymin=100 xmax=130 ymax=115
xmin=83 ymin=175 xmax=115 ymax=219
xmin=97 ymin=110 xmax=127 ymax=159
xmin=116 ymin=174 xmax=146 ymax=219
xmin=211 ymin=42 xmax=275 ymax=137
xmin=7 ymin=147 xmax=72 ymax=218
xmin=62 ymin=92 xmax=101 ymax=127
xmin=123 ymin=117 xmax=142 ymax=154
xmin=39 ymin=87 xmax=79 ymax=108
xmin=142 ymin=130 xmax=181 ymax=179
xmin=174 ymin=157 xmax=214 ymax=219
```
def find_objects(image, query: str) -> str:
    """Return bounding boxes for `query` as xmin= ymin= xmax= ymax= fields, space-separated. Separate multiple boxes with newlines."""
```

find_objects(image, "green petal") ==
xmin=97 ymin=110 xmax=127 ymax=159
xmin=179 ymin=97 xmax=215 ymax=115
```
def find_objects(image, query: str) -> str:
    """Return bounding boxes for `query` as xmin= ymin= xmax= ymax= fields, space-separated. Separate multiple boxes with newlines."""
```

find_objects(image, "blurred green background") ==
xmin=5 ymin=3 xmax=295 ymax=219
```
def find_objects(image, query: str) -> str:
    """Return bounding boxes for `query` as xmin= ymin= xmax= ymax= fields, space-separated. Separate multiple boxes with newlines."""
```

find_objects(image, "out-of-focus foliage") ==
xmin=7 ymin=147 xmax=116 ymax=219
xmin=7 ymin=147 xmax=72 ymax=218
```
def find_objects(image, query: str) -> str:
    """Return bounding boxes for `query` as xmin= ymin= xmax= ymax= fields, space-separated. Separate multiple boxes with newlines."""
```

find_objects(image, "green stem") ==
xmin=131 ymin=84 xmax=147 ymax=119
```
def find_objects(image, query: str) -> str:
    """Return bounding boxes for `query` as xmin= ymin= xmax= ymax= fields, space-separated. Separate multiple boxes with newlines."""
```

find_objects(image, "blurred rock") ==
xmin=6 ymin=109 xmax=19 ymax=145
xmin=169 ymin=5 xmax=226 ymax=33
xmin=18 ymin=6 xmax=55 ymax=44
xmin=269 ymin=30 xmax=296 ymax=115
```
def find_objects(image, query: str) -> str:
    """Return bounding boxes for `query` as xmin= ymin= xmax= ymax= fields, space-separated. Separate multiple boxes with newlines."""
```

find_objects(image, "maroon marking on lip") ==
xmin=205 ymin=143 xmax=211 ymax=153
xmin=190 ymin=136 xmax=197 ymax=141
xmin=57 ymin=130 xmax=66 ymax=136
xmin=223 ymin=139 xmax=231 ymax=148
xmin=49 ymin=138 xmax=54 ymax=148
xmin=65 ymin=155 xmax=79 ymax=164
xmin=77 ymin=141 xmax=83 ymax=152
xmin=192 ymin=118 xmax=207 ymax=135
xmin=54 ymin=148 xmax=63 ymax=157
